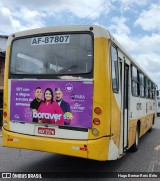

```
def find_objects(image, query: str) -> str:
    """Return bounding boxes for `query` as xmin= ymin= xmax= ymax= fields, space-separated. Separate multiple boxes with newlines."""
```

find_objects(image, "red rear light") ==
xmin=94 ymin=107 xmax=102 ymax=114
xmin=80 ymin=145 xmax=88 ymax=151
xmin=3 ymin=111 xmax=7 ymax=118
xmin=80 ymin=147 xmax=87 ymax=151
xmin=93 ymin=118 xmax=100 ymax=125
xmin=8 ymin=138 xmax=13 ymax=141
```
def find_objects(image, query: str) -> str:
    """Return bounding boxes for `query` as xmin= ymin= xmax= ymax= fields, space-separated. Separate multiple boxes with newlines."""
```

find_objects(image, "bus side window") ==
xmin=148 ymin=80 xmax=151 ymax=99
xmin=145 ymin=77 xmax=149 ymax=98
xmin=111 ymin=45 xmax=119 ymax=93
xmin=151 ymin=83 xmax=155 ymax=99
xmin=139 ymin=72 xmax=145 ymax=97
xmin=131 ymin=65 xmax=139 ymax=96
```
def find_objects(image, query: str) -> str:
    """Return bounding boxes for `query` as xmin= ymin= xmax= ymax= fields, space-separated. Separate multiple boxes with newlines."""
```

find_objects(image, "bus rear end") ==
xmin=2 ymin=25 xmax=112 ymax=161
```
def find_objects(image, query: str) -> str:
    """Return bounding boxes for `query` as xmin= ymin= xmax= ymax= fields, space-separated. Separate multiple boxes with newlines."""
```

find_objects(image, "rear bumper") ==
xmin=2 ymin=127 xmax=109 ymax=161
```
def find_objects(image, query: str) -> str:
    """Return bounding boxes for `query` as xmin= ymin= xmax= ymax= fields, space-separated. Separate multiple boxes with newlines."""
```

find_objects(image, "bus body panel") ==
xmin=110 ymin=91 xmax=121 ymax=150
xmin=128 ymin=113 xmax=155 ymax=148
xmin=88 ymin=38 xmax=111 ymax=140
xmin=108 ymin=48 xmax=156 ymax=157
xmin=2 ymin=127 xmax=112 ymax=161
xmin=3 ymin=45 xmax=10 ymax=131
xmin=2 ymin=127 xmax=88 ymax=159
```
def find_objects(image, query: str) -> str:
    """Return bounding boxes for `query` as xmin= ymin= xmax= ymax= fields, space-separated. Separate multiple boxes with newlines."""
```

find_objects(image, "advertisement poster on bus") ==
xmin=10 ymin=80 xmax=93 ymax=128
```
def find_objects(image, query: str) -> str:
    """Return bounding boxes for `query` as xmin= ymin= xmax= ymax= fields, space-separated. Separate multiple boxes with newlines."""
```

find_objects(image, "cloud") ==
xmin=13 ymin=7 xmax=46 ymax=29
xmin=134 ymin=3 xmax=160 ymax=31
xmin=108 ymin=16 xmax=131 ymax=35
xmin=1 ymin=0 xmax=152 ymax=35
xmin=135 ymin=53 xmax=160 ymax=86
xmin=0 ymin=6 xmax=27 ymax=35
xmin=107 ymin=16 xmax=136 ymax=53
xmin=1 ymin=0 xmax=105 ymax=18
xmin=0 ymin=0 xmax=108 ymax=34
xmin=131 ymin=34 xmax=160 ymax=54
xmin=117 ymin=0 xmax=148 ymax=12
xmin=106 ymin=12 xmax=160 ymax=86
xmin=120 ymin=0 xmax=148 ymax=6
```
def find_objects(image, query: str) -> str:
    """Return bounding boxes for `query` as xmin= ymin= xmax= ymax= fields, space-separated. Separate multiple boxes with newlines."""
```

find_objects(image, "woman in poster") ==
xmin=37 ymin=88 xmax=64 ymax=124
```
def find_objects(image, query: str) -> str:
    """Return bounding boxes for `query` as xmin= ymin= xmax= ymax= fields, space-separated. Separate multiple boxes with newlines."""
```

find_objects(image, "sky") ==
xmin=1 ymin=0 xmax=160 ymax=88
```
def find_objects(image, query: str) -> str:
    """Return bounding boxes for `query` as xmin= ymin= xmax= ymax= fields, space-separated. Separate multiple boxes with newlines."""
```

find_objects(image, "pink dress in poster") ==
xmin=37 ymin=101 xmax=64 ymax=124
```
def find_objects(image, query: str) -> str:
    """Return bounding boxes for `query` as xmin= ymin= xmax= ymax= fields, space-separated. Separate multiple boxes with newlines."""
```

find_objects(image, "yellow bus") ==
xmin=2 ymin=25 xmax=157 ymax=161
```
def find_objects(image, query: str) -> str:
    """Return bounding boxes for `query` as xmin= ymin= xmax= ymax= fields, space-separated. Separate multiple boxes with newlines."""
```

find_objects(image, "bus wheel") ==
xmin=131 ymin=126 xmax=139 ymax=152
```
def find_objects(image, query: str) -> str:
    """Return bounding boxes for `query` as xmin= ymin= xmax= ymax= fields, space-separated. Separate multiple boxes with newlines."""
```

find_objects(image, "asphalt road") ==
xmin=0 ymin=117 xmax=160 ymax=181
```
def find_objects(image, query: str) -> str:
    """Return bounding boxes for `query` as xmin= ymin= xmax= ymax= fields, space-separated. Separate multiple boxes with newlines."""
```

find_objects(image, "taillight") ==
xmin=7 ymin=138 xmax=19 ymax=142
xmin=93 ymin=118 xmax=100 ymax=125
xmin=3 ymin=111 xmax=7 ymax=118
xmin=92 ymin=128 xmax=99 ymax=136
xmin=94 ymin=107 xmax=102 ymax=114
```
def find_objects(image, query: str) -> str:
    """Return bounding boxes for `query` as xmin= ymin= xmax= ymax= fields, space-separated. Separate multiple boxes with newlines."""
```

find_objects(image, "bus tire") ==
xmin=131 ymin=126 xmax=139 ymax=152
